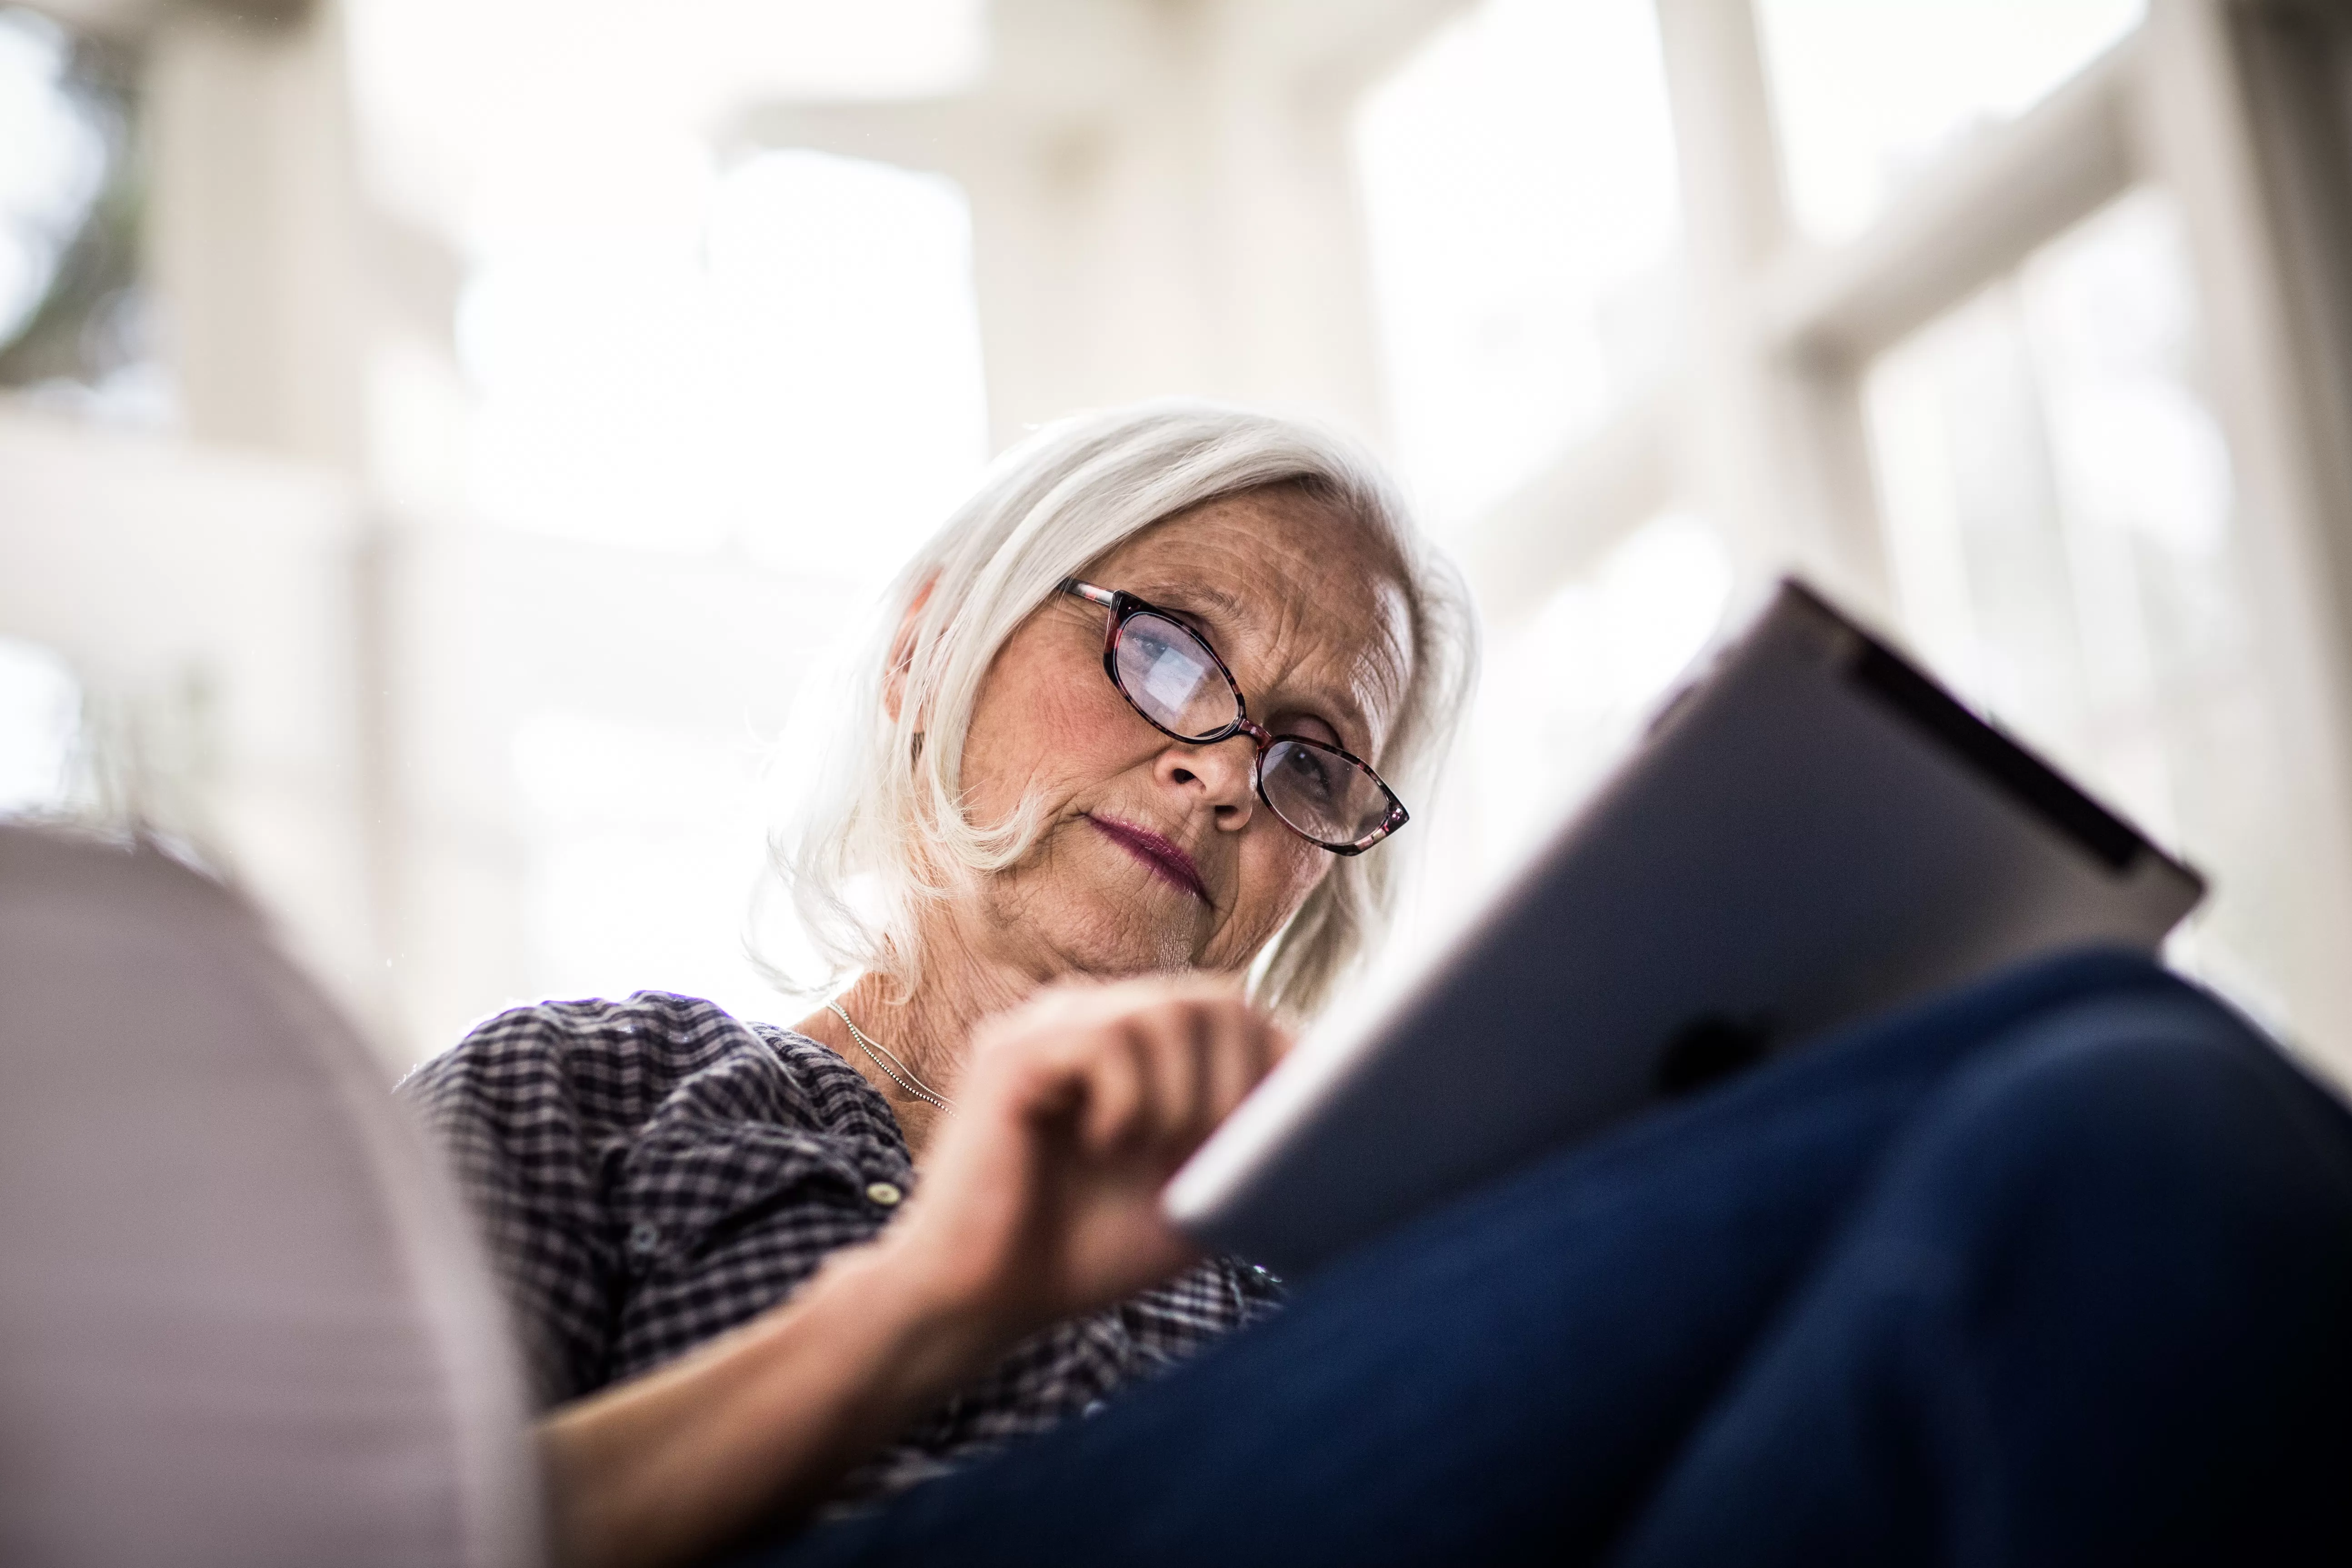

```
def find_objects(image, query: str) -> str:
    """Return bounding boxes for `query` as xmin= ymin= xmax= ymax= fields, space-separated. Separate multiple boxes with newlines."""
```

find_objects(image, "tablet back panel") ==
xmin=1165 ymin=580 xmax=2204 ymax=1276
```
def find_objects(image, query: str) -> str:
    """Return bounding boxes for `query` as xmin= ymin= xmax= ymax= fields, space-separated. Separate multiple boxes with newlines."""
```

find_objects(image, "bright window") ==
xmin=0 ymin=635 xmax=82 ymax=817
xmin=458 ymin=149 xmax=990 ymax=584
xmin=0 ymin=8 xmax=106 ymax=348
xmin=1466 ymin=513 xmax=1734 ymax=859
xmin=457 ymin=148 xmax=992 ymax=1026
xmin=1867 ymin=189 xmax=2293 ymax=1026
xmin=1395 ymin=512 xmax=1735 ymax=960
xmin=1353 ymin=0 xmax=1683 ymax=536
xmin=1754 ymin=0 xmax=2145 ymax=242
xmin=509 ymin=708 xmax=783 ymax=1017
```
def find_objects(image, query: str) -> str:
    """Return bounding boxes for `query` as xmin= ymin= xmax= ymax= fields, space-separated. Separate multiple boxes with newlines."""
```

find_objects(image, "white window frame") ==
xmin=1457 ymin=0 xmax=2352 ymax=1057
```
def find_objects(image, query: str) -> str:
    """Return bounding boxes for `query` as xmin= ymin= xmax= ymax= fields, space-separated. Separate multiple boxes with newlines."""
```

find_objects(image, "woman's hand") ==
xmin=874 ymin=976 xmax=1288 ymax=1349
xmin=537 ymin=978 xmax=1283 ymax=1568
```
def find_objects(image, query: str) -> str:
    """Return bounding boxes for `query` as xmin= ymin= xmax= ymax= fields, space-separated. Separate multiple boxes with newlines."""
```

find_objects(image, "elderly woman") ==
xmin=406 ymin=404 xmax=1468 ymax=1555
xmin=407 ymin=403 xmax=2352 ymax=1568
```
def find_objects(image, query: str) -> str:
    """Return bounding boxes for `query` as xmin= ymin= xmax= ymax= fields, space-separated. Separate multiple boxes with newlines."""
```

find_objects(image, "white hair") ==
xmin=762 ymin=399 xmax=1478 ymax=1021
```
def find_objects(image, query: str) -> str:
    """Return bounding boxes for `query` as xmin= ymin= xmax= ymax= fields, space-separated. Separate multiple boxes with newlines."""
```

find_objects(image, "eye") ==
xmin=1277 ymin=742 xmax=1342 ymax=804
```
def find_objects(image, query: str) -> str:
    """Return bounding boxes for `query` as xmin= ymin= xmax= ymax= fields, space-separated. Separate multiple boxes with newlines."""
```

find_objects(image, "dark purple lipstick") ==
xmin=1085 ymin=814 xmax=1210 ymax=904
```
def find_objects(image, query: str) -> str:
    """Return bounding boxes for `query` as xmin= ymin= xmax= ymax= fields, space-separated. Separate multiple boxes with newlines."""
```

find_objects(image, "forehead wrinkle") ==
xmin=1111 ymin=499 xmax=1412 ymax=753
xmin=1132 ymin=574 xmax=1393 ymax=751
xmin=1248 ymin=579 xmax=1411 ymax=758
xmin=1123 ymin=578 xmax=1255 ymax=640
xmin=1338 ymin=594 xmax=1413 ymax=758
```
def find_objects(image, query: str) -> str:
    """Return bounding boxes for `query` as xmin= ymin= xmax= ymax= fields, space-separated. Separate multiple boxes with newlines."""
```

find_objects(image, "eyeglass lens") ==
xmin=1259 ymin=736 xmax=1395 ymax=846
xmin=1110 ymin=609 xmax=1395 ymax=848
xmin=1113 ymin=612 xmax=1238 ymax=741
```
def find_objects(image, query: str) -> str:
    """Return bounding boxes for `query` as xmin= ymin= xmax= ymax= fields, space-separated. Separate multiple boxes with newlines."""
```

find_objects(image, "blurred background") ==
xmin=6 ymin=0 xmax=2352 ymax=1084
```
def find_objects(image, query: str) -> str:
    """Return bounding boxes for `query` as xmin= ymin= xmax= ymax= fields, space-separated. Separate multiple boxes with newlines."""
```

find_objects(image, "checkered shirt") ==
xmin=399 ymin=990 xmax=1284 ymax=1505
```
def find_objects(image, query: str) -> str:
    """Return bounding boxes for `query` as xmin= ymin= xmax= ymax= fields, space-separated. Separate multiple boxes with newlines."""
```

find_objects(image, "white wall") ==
xmin=0 ymin=405 xmax=393 ymax=1045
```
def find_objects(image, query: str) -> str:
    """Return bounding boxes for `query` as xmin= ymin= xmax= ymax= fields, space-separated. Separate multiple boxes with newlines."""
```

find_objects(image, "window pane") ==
xmin=1866 ymin=189 xmax=2296 ymax=1030
xmin=0 ymin=10 xmax=107 ymax=345
xmin=509 ymin=708 xmax=782 ymax=1019
xmin=1401 ymin=512 xmax=1733 ymax=958
xmin=458 ymin=149 xmax=989 ymax=582
xmin=1373 ymin=512 xmax=1733 ymax=995
xmin=1353 ymin=0 xmax=1683 ymax=536
xmin=1755 ymin=0 xmax=2144 ymax=243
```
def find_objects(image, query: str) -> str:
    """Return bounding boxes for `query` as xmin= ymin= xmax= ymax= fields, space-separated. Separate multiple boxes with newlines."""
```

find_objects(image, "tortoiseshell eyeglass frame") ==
xmin=1059 ymin=578 xmax=1409 ymax=855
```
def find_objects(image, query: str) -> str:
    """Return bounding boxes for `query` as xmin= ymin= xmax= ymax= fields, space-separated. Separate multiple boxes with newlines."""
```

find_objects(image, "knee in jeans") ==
xmin=1903 ymin=985 xmax=2352 ymax=1292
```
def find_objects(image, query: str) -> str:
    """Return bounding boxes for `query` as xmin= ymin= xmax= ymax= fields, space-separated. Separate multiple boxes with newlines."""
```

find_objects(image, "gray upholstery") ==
xmin=0 ymin=825 xmax=541 ymax=1567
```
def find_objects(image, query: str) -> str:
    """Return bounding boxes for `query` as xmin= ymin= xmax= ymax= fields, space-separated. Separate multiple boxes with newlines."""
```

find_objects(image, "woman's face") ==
xmin=945 ymin=485 xmax=1413 ymax=985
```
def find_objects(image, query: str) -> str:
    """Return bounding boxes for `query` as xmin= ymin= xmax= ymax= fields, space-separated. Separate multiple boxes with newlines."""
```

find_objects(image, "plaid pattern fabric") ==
xmin=399 ymin=990 xmax=1283 ymax=1504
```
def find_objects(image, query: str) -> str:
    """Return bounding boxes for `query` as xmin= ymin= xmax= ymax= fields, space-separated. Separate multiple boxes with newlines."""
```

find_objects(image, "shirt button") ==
xmin=864 ymin=1180 xmax=904 ymax=1208
xmin=627 ymin=1220 xmax=661 ymax=1256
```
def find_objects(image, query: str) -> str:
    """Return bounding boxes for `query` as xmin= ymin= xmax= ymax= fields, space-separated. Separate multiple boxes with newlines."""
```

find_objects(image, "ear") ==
xmin=883 ymin=573 xmax=939 ymax=726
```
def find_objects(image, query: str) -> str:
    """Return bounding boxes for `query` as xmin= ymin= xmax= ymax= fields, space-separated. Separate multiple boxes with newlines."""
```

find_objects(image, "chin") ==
xmin=1047 ymin=875 xmax=1205 ymax=977
xmin=984 ymin=820 xmax=1214 ymax=976
xmin=1059 ymin=906 xmax=1201 ymax=978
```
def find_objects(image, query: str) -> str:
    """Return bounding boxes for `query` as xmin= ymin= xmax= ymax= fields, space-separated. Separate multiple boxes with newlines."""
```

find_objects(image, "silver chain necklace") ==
xmin=828 ymin=1000 xmax=955 ymax=1112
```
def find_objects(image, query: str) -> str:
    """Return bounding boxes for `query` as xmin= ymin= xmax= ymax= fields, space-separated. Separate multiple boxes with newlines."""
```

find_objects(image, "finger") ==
xmin=1186 ymin=1003 xmax=1223 ymax=1134
xmin=979 ymin=977 xmax=1264 ymax=1151
xmin=1138 ymin=999 xmax=1212 ymax=1147
xmin=1056 ymin=971 xmax=1244 ymax=1022
xmin=1203 ymin=1007 xmax=1268 ymax=1123
xmin=1076 ymin=1022 xmax=1150 ymax=1155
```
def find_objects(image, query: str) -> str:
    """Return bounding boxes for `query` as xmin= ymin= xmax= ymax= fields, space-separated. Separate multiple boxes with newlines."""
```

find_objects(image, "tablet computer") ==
xmin=1164 ymin=579 xmax=2205 ymax=1276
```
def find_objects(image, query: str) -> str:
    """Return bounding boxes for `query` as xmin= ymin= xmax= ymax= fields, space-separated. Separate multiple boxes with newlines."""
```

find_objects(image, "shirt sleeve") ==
xmin=399 ymin=1006 xmax=624 ymax=1406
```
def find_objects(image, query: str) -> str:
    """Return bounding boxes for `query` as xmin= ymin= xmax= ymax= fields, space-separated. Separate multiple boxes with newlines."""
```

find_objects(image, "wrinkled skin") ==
xmin=542 ymin=484 xmax=1419 ymax=1568
xmin=947 ymin=482 xmax=1413 ymax=986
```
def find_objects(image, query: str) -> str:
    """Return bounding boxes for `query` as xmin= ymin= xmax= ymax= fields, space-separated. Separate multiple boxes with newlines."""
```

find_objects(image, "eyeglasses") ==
xmin=1060 ymin=579 xmax=1408 ymax=854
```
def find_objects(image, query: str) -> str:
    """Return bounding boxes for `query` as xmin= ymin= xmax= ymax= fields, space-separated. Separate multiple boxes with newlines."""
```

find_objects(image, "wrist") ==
xmin=801 ymin=1236 xmax=1015 ymax=1404
xmin=536 ymin=1240 xmax=1013 ymax=1568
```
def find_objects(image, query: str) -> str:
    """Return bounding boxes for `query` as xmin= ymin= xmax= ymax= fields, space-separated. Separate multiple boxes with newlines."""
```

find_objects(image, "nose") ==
xmin=1156 ymin=734 xmax=1258 ymax=828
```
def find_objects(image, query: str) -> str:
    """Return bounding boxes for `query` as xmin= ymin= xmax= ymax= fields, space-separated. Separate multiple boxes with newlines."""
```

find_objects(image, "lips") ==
xmin=1085 ymin=814 xmax=1210 ymax=904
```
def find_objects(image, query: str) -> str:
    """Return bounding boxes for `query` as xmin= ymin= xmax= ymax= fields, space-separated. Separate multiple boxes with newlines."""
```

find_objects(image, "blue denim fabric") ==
xmin=748 ymin=950 xmax=2352 ymax=1566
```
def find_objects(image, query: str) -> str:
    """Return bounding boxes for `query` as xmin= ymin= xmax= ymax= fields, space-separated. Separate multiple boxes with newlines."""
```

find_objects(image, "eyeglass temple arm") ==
xmin=1061 ymin=579 xmax=1118 ymax=608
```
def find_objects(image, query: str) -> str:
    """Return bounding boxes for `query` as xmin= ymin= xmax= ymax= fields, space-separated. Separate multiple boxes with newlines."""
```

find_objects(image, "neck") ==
xmin=795 ymin=910 xmax=1044 ymax=1159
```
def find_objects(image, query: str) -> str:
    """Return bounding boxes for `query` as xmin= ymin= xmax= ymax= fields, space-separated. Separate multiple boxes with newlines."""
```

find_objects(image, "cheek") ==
xmin=1234 ymin=830 xmax=1329 ymax=938
xmin=961 ymin=647 xmax=1134 ymax=814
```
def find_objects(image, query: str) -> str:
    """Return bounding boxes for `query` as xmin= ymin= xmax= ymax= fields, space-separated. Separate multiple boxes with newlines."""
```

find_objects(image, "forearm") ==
xmin=539 ymin=1240 xmax=1004 ymax=1568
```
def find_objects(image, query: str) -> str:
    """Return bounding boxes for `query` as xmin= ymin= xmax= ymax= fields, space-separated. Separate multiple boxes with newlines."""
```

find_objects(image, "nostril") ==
xmin=1171 ymin=766 xmax=1197 ymax=784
